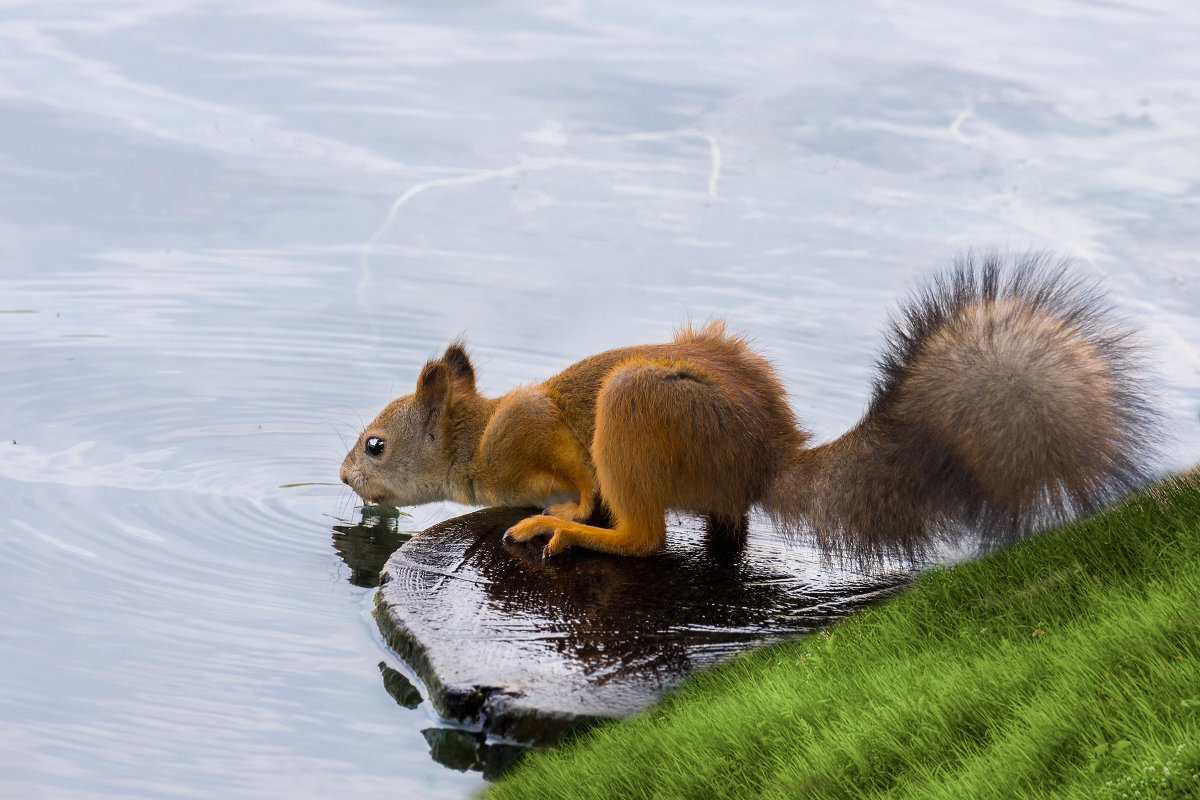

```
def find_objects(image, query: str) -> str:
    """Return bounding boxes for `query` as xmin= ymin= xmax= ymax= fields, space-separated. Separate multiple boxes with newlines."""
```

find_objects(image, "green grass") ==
xmin=487 ymin=475 xmax=1200 ymax=799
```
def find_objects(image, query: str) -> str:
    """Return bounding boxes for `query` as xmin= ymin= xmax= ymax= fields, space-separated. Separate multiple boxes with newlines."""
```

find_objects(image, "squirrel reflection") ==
xmin=331 ymin=506 xmax=414 ymax=588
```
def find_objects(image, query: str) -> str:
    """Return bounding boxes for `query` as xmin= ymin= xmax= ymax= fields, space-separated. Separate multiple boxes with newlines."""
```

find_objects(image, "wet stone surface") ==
xmin=374 ymin=507 xmax=913 ymax=747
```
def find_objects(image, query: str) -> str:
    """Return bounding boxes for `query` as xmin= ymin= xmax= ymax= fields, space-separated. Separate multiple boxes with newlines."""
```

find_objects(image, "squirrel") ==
xmin=339 ymin=253 xmax=1159 ymax=563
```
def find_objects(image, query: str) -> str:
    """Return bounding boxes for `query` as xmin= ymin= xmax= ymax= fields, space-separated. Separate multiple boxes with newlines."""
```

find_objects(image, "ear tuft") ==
xmin=415 ymin=361 xmax=451 ymax=415
xmin=442 ymin=339 xmax=476 ymax=392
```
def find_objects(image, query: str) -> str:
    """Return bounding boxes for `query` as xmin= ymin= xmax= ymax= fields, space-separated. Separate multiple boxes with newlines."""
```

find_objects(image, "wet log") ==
xmin=375 ymin=507 xmax=908 ymax=746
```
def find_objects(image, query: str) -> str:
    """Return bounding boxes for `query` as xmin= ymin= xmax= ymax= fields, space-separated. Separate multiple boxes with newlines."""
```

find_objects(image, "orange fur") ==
xmin=340 ymin=255 xmax=1158 ymax=561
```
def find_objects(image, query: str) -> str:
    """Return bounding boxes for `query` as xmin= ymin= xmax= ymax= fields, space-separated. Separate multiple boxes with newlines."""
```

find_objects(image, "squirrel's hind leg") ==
xmin=704 ymin=513 xmax=749 ymax=551
xmin=508 ymin=441 xmax=669 ymax=557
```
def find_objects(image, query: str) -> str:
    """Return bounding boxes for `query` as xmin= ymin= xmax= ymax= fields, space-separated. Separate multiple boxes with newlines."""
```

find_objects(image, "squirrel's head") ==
xmin=339 ymin=342 xmax=477 ymax=508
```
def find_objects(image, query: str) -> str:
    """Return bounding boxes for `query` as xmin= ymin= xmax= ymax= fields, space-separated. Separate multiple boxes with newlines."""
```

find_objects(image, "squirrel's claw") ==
xmin=541 ymin=531 xmax=567 ymax=560
xmin=504 ymin=516 xmax=567 ymax=559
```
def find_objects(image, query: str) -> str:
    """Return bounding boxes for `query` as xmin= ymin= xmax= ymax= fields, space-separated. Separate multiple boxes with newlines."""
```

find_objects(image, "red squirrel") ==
xmin=339 ymin=254 xmax=1158 ymax=562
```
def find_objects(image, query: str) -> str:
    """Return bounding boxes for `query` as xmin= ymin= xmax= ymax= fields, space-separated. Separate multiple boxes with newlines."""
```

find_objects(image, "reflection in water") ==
xmin=331 ymin=505 xmax=416 ymax=588
xmin=379 ymin=662 xmax=423 ymax=709
xmin=422 ymin=728 xmax=527 ymax=782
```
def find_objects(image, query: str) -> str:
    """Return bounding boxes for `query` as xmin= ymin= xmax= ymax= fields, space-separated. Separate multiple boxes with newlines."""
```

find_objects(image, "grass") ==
xmin=486 ymin=474 xmax=1200 ymax=799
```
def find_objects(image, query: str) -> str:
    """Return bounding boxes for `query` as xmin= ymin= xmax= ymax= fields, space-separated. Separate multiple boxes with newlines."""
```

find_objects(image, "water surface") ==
xmin=2 ymin=1 xmax=1199 ymax=797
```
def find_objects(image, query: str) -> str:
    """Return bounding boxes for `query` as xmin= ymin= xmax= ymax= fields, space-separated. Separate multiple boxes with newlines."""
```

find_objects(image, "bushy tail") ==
xmin=765 ymin=252 xmax=1161 ymax=562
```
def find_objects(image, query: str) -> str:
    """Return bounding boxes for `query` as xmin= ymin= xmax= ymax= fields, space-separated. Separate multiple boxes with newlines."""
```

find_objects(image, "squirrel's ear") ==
xmin=442 ymin=341 xmax=476 ymax=392
xmin=415 ymin=361 xmax=451 ymax=417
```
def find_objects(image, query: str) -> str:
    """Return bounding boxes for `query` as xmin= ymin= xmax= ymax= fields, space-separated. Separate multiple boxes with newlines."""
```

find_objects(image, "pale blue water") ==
xmin=2 ymin=1 xmax=1198 ymax=797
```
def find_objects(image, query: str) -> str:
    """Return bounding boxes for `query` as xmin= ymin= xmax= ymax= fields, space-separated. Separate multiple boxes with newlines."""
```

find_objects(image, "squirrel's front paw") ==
xmin=541 ymin=531 xmax=568 ymax=559
xmin=504 ymin=514 xmax=555 ymax=543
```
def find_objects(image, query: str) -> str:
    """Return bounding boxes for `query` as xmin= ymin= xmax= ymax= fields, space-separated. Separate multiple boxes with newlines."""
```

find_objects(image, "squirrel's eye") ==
xmin=365 ymin=437 xmax=386 ymax=457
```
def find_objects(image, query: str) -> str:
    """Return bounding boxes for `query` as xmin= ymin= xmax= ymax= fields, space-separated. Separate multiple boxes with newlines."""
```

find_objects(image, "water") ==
xmin=2 ymin=1 xmax=1198 ymax=797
